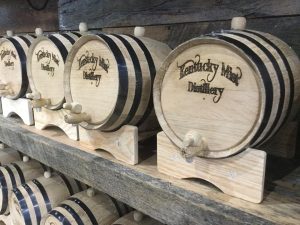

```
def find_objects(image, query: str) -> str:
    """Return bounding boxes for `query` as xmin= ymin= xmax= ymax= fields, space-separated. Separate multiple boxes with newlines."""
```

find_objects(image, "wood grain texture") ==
xmin=58 ymin=0 xmax=300 ymax=29
xmin=0 ymin=116 xmax=299 ymax=225
xmin=157 ymin=132 xmax=266 ymax=203
xmin=0 ymin=0 xmax=58 ymax=34
xmin=1 ymin=98 xmax=34 ymax=125
xmin=43 ymin=191 xmax=122 ymax=225
xmin=102 ymin=16 xmax=300 ymax=57
xmin=34 ymin=108 xmax=79 ymax=140
xmin=79 ymin=125 xmax=139 ymax=165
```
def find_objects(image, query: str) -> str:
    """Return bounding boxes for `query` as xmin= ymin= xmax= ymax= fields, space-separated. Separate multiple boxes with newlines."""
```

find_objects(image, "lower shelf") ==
xmin=0 ymin=116 xmax=299 ymax=225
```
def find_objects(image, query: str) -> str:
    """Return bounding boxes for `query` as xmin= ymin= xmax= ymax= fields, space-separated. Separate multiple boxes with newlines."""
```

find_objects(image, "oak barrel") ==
xmin=0 ymin=148 xmax=22 ymax=166
xmin=0 ymin=160 xmax=45 ymax=215
xmin=64 ymin=28 xmax=171 ymax=131
xmin=112 ymin=211 xmax=163 ymax=225
xmin=0 ymin=32 xmax=35 ymax=99
xmin=10 ymin=173 xmax=87 ymax=225
xmin=27 ymin=31 xmax=82 ymax=110
xmin=153 ymin=29 xmax=300 ymax=158
xmin=42 ymin=190 xmax=129 ymax=225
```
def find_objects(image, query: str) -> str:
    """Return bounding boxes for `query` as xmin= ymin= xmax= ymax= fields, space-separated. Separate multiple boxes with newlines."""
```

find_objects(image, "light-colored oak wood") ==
xmin=27 ymin=33 xmax=81 ymax=110
xmin=0 ymin=147 xmax=21 ymax=166
xmin=79 ymin=125 xmax=138 ymax=165
xmin=0 ymin=159 xmax=45 ymax=215
xmin=0 ymin=35 xmax=35 ymax=99
xmin=42 ymin=190 xmax=126 ymax=225
xmin=34 ymin=108 xmax=79 ymax=140
xmin=153 ymin=29 xmax=300 ymax=158
xmin=112 ymin=211 xmax=163 ymax=225
xmin=157 ymin=131 xmax=266 ymax=203
xmin=64 ymin=31 xmax=171 ymax=132
xmin=1 ymin=97 xmax=34 ymax=125
xmin=2 ymin=117 xmax=298 ymax=225
xmin=10 ymin=173 xmax=87 ymax=225
xmin=0 ymin=214 xmax=12 ymax=225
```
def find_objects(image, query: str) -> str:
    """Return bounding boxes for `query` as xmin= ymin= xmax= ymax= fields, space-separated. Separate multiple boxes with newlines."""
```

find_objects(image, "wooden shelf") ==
xmin=0 ymin=116 xmax=299 ymax=225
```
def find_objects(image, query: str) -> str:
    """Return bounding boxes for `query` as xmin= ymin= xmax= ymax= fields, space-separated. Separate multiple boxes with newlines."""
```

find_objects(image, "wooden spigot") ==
xmin=26 ymin=92 xmax=50 ymax=110
xmin=63 ymin=102 xmax=91 ymax=124
xmin=231 ymin=17 xmax=247 ymax=30
xmin=180 ymin=130 xmax=208 ymax=158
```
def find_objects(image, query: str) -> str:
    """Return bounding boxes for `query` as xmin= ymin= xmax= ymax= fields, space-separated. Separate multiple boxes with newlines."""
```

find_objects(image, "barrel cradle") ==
xmin=63 ymin=29 xmax=171 ymax=132
xmin=153 ymin=28 xmax=300 ymax=159
xmin=0 ymin=159 xmax=45 ymax=215
xmin=62 ymin=27 xmax=171 ymax=165
xmin=42 ymin=189 xmax=129 ymax=225
xmin=10 ymin=172 xmax=88 ymax=225
xmin=154 ymin=17 xmax=300 ymax=203
xmin=0 ymin=31 xmax=35 ymax=99
xmin=112 ymin=211 xmax=163 ymax=225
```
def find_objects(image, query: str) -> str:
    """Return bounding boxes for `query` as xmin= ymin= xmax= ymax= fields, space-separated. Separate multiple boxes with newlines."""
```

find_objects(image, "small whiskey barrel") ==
xmin=0 ymin=31 xmax=35 ymax=99
xmin=0 ymin=160 xmax=45 ymax=215
xmin=42 ymin=190 xmax=129 ymax=225
xmin=112 ymin=211 xmax=163 ymax=225
xmin=64 ymin=27 xmax=171 ymax=131
xmin=153 ymin=27 xmax=300 ymax=158
xmin=10 ymin=173 xmax=88 ymax=225
xmin=27 ymin=29 xmax=83 ymax=110
xmin=0 ymin=148 xmax=22 ymax=166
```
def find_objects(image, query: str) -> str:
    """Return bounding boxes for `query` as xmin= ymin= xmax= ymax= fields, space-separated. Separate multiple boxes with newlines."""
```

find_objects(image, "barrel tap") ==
xmin=181 ymin=130 xmax=208 ymax=158
xmin=26 ymin=92 xmax=50 ymax=112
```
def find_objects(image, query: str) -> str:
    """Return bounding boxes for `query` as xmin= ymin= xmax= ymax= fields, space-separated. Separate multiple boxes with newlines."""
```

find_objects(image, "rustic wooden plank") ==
xmin=0 ymin=116 xmax=300 ymax=224
xmin=58 ymin=0 xmax=300 ymax=30
xmin=0 ymin=0 xmax=58 ymax=35
xmin=0 ymin=116 xmax=283 ymax=225
xmin=102 ymin=16 xmax=300 ymax=57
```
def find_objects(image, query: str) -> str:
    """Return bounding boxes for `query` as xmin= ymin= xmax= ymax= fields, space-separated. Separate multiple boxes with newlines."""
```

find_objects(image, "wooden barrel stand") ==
xmin=0 ymin=30 xmax=35 ymax=125
xmin=63 ymin=27 xmax=171 ymax=165
xmin=154 ymin=17 xmax=300 ymax=203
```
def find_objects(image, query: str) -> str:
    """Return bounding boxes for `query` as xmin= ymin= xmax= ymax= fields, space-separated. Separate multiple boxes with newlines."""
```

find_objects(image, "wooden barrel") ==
xmin=64 ymin=30 xmax=171 ymax=131
xmin=27 ymin=32 xmax=82 ymax=110
xmin=153 ymin=29 xmax=300 ymax=158
xmin=0 ymin=33 xmax=35 ymax=99
xmin=10 ymin=173 xmax=88 ymax=225
xmin=0 ymin=148 xmax=22 ymax=166
xmin=42 ymin=190 xmax=129 ymax=225
xmin=112 ymin=211 xmax=163 ymax=225
xmin=0 ymin=160 xmax=45 ymax=215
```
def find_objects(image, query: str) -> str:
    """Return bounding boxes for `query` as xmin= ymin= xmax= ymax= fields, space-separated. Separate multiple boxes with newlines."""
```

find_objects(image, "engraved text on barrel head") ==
xmin=177 ymin=54 xmax=243 ymax=103
xmin=77 ymin=50 xmax=110 ymax=87
xmin=35 ymin=48 xmax=60 ymax=77
xmin=0 ymin=48 xmax=17 ymax=70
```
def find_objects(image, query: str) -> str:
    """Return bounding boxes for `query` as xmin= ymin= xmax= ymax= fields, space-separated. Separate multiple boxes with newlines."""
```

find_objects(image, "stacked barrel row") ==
xmin=0 ymin=147 xmax=162 ymax=225
xmin=1 ymin=19 xmax=299 ymax=158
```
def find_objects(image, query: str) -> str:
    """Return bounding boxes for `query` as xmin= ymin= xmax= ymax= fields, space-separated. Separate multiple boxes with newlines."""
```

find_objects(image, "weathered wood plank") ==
xmin=58 ymin=0 xmax=300 ymax=30
xmin=0 ymin=0 xmax=58 ymax=35
xmin=0 ymin=116 xmax=299 ymax=224
xmin=102 ymin=16 xmax=300 ymax=57
xmin=0 ymin=116 xmax=281 ymax=225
